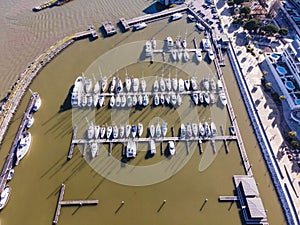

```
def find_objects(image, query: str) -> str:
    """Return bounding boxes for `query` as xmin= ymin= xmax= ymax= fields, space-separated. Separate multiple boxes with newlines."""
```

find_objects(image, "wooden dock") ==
xmin=53 ymin=184 xmax=98 ymax=224
xmin=219 ymin=196 xmax=239 ymax=201
xmin=67 ymin=126 xmax=77 ymax=160
xmin=0 ymin=92 xmax=38 ymax=193
xmin=220 ymin=125 xmax=229 ymax=153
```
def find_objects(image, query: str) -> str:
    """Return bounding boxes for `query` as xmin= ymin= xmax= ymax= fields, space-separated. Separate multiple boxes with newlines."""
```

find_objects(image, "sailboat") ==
xmin=156 ymin=123 xmax=161 ymax=138
xmin=184 ymin=79 xmax=190 ymax=91
xmin=153 ymin=77 xmax=159 ymax=92
xmin=192 ymin=92 xmax=199 ymax=105
xmin=192 ymin=123 xmax=198 ymax=137
xmin=165 ymin=74 xmax=172 ymax=91
xmin=162 ymin=121 xmax=168 ymax=137
xmin=149 ymin=124 xmax=155 ymax=138
xmin=126 ymin=124 xmax=131 ymax=138
xmin=178 ymin=78 xmax=184 ymax=92
xmin=115 ymin=95 xmax=121 ymax=107
xmin=99 ymin=95 xmax=105 ymax=107
xmin=138 ymin=122 xmax=143 ymax=137
xmin=141 ymin=77 xmax=147 ymax=92
xmin=150 ymin=139 xmax=156 ymax=154
xmin=110 ymin=76 xmax=116 ymax=93
xmin=110 ymin=95 xmax=115 ymax=107
xmin=125 ymin=74 xmax=131 ymax=92
xmin=191 ymin=76 xmax=198 ymax=91
xmin=90 ymin=142 xmax=98 ymax=158
xmin=160 ymin=77 xmax=166 ymax=92
xmin=181 ymin=123 xmax=186 ymax=138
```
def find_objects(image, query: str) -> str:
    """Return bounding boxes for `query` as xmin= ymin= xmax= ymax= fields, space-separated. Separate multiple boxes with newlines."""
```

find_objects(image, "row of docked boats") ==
xmin=180 ymin=121 xmax=217 ymax=139
xmin=201 ymin=38 xmax=215 ymax=61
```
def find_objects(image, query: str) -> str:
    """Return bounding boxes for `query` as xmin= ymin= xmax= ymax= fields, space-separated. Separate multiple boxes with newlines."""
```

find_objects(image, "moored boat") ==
xmin=165 ymin=75 xmax=172 ymax=91
xmin=127 ymin=95 xmax=133 ymax=107
xmin=132 ymin=78 xmax=139 ymax=92
xmin=177 ymin=93 xmax=182 ymax=106
xmin=115 ymin=95 xmax=121 ymax=107
xmin=99 ymin=95 xmax=105 ymax=107
xmin=181 ymin=123 xmax=186 ymax=138
xmin=126 ymin=140 xmax=137 ymax=158
xmin=106 ymin=125 xmax=112 ymax=139
xmin=171 ymin=12 xmax=183 ymax=21
xmin=160 ymin=77 xmax=166 ymax=92
xmin=138 ymin=122 xmax=143 ymax=137
xmin=219 ymin=92 xmax=227 ymax=105
xmin=160 ymin=94 xmax=165 ymax=105
xmin=33 ymin=94 xmax=42 ymax=111
xmin=15 ymin=132 xmax=32 ymax=165
xmin=125 ymin=75 xmax=131 ymax=92
xmin=192 ymin=92 xmax=199 ymax=105
xmin=204 ymin=92 xmax=210 ymax=104
xmin=171 ymin=49 xmax=177 ymax=61
xmin=90 ymin=142 xmax=98 ymax=158
xmin=156 ymin=123 xmax=161 ymax=138
xmin=134 ymin=22 xmax=147 ymax=31
xmin=204 ymin=122 xmax=211 ymax=137
xmin=113 ymin=125 xmax=119 ymax=139
xmin=119 ymin=125 xmax=125 ymax=138
xmin=0 ymin=186 xmax=11 ymax=210
xmin=168 ymin=141 xmax=176 ymax=156
xmin=100 ymin=76 xmax=108 ymax=92
xmin=26 ymin=115 xmax=34 ymax=128
xmin=132 ymin=125 xmax=137 ymax=138
xmin=162 ymin=121 xmax=168 ymax=137
xmin=100 ymin=126 xmax=106 ymax=138
xmin=210 ymin=78 xmax=216 ymax=91
xmin=143 ymin=94 xmax=149 ymax=106
xmin=211 ymin=122 xmax=217 ymax=137
xmin=183 ymin=50 xmax=190 ymax=62
xmin=149 ymin=124 xmax=155 ymax=138
xmin=195 ymin=49 xmax=202 ymax=62
xmin=138 ymin=94 xmax=143 ymax=105
xmin=94 ymin=125 xmax=100 ymax=139
xmin=166 ymin=36 xmax=173 ymax=48
xmin=141 ymin=77 xmax=147 ymax=92
xmin=154 ymin=94 xmax=159 ymax=106
xmin=7 ymin=169 xmax=14 ymax=182
xmin=110 ymin=95 xmax=115 ymax=107
xmin=125 ymin=124 xmax=131 ymax=138
xmin=153 ymin=78 xmax=159 ymax=92
xmin=184 ymin=79 xmax=190 ymax=91
xmin=87 ymin=94 xmax=93 ymax=107
xmin=121 ymin=95 xmax=126 ymax=108
xmin=132 ymin=95 xmax=138 ymax=106
xmin=199 ymin=92 xmax=204 ymax=104
xmin=87 ymin=123 xmax=95 ymax=139
xmin=202 ymin=77 xmax=209 ymax=91
xmin=171 ymin=92 xmax=177 ymax=106
xmin=116 ymin=77 xmax=123 ymax=94
xmin=210 ymin=93 xmax=216 ymax=104
xmin=192 ymin=123 xmax=198 ymax=137
xmin=196 ymin=22 xmax=205 ymax=31
xmin=229 ymin=126 xmax=236 ymax=135
xmin=150 ymin=139 xmax=156 ymax=154
xmin=178 ymin=78 xmax=184 ymax=92
xmin=217 ymin=79 xmax=223 ymax=92
xmin=165 ymin=93 xmax=170 ymax=105
xmin=199 ymin=122 xmax=205 ymax=137
xmin=110 ymin=76 xmax=116 ymax=93
xmin=186 ymin=123 xmax=192 ymax=137
xmin=208 ymin=50 xmax=215 ymax=61
xmin=191 ymin=76 xmax=198 ymax=91
xmin=172 ymin=77 xmax=178 ymax=91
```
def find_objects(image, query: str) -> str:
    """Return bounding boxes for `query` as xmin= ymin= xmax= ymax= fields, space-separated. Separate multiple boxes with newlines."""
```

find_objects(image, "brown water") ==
xmin=0 ymin=9 xmax=286 ymax=225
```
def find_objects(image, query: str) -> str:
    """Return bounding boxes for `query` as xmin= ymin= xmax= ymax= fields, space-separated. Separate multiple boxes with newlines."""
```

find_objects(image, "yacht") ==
xmin=199 ymin=123 xmax=205 ymax=137
xmin=127 ymin=95 xmax=133 ymax=107
xmin=33 ymin=94 xmax=42 ymax=111
xmin=156 ymin=123 xmax=161 ymax=138
xmin=132 ymin=95 xmax=138 ymax=106
xmin=26 ymin=115 xmax=34 ymax=128
xmin=168 ymin=141 xmax=176 ymax=156
xmin=162 ymin=121 xmax=168 ymax=137
xmin=133 ymin=22 xmax=147 ymax=31
xmin=204 ymin=92 xmax=210 ymax=104
xmin=172 ymin=77 xmax=178 ymax=91
xmin=196 ymin=22 xmax=205 ymax=31
xmin=219 ymin=92 xmax=227 ymax=105
xmin=94 ymin=125 xmax=100 ymax=139
xmin=192 ymin=123 xmax=198 ymax=137
xmin=183 ymin=50 xmax=190 ymax=62
xmin=7 ymin=169 xmax=14 ymax=182
xmin=15 ymin=132 xmax=32 ymax=165
xmin=100 ymin=126 xmax=106 ymax=138
xmin=202 ymin=78 xmax=209 ymax=91
xmin=160 ymin=77 xmax=166 ymax=92
xmin=109 ymin=95 xmax=115 ymax=107
xmin=99 ymin=95 xmax=105 ymax=107
xmin=93 ymin=80 xmax=100 ymax=94
xmin=100 ymin=76 xmax=108 ymax=92
xmin=171 ymin=92 xmax=177 ymax=106
xmin=208 ymin=50 xmax=215 ymax=61
xmin=187 ymin=14 xmax=195 ymax=21
xmin=131 ymin=125 xmax=137 ymax=138
xmin=125 ymin=75 xmax=131 ymax=92
xmin=87 ymin=124 xmax=95 ymax=139
xmin=71 ymin=76 xmax=84 ymax=107
xmin=191 ymin=76 xmax=198 ymax=91
xmin=93 ymin=94 xmax=99 ymax=107
xmin=132 ymin=78 xmax=139 ymax=92
xmin=121 ymin=95 xmax=126 ymax=108
xmin=149 ymin=124 xmax=155 ymax=138
xmin=165 ymin=93 xmax=170 ymax=105
xmin=116 ymin=78 xmax=123 ymax=94
xmin=145 ymin=40 xmax=152 ymax=57
xmin=84 ymin=77 xmax=92 ymax=93
xmin=110 ymin=76 xmax=116 ymax=93
xmin=150 ymin=140 xmax=156 ymax=155
xmin=199 ymin=92 xmax=204 ymax=104
xmin=177 ymin=94 xmax=182 ymax=106
xmin=204 ymin=122 xmax=211 ymax=137
xmin=195 ymin=49 xmax=203 ymax=62
xmin=141 ymin=78 xmax=147 ymax=92
xmin=90 ymin=142 xmax=98 ymax=158
xmin=138 ymin=94 xmax=143 ymax=105
xmin=125 ymin=124 xmax=131 ymax=138
xmin=115 ymin=95 xmax=121 ymax=107
xmin=119 ymin=125 xmax=125 ymax=138
xmin=166 ymin=36 xmax=174 ymax=48
xmin=171 ymin=49 xmax=177 ymax=61
xmin=210 ymin=78 xmax=216 ymax=91
xmin=143 ymin=94 xmax=149 ymax=106
xmin=184 ymin=79 xmax=190 ymax=91
xmin=192 ymin=92 xmax=199 ymax=105
xmin=211 ymin=122 xmax=217 ymax=137
xmin=153 ymin=78 xmax=159 ymax=92
xmin=0 ymin=186 xmax=11 ymax=210
xmin=106 ymin=125 xmax=112 ymax=139
xmin=113 ymin=125 xmax=119 ymax=139
xmin=126 ymin=140 xmax=137 ymax=158
xmin=165 ymin=75 xmax=172 ymax=91
xmin=178 ymin=78 xmax=184 ymax=92
xmin=202 ymin=38 xmax=211 ymax=51
xmin=160 ymin=94 xmax=165 ymax=105
xmin=181 ymin=123 xmax=186 ymax=138
xmin=154 ymin=94 xmax=159 ymax=106
xmin=81 ymin=94 xmax=87 ymax=107
xmin=186 ymin=123 xmax=192 ymax=137
xmin=138 ymin=122 xmax=143 ymax=137
xmin=87 ymin=94 xmax=93 ymax=107
xmin=171 ymin=12 xmax=183 ymax=21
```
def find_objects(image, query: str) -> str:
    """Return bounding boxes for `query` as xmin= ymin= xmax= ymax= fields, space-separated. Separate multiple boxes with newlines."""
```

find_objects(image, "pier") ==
xmin=73 ymin=25 xmax=98 ymax=40
xmin=0 ymin=92 xmax=38 ymax=193
xmin=67 ymin=125 xmax=77 ymax=160
xmin=53 ymin=184 xmax=98 ymax=224
xmin=102 ymin=21 xmax=117 ymax=36
xmin=219 ymin=196 xmax=239 ymax=201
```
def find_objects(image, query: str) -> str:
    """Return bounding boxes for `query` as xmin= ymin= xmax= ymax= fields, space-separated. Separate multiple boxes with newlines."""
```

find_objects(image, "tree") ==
xmin=288 ymin=131 xmax=297 ymax=138
xmin=279 ymin=95 xmax=286 ymax=100
xmin=240 ymin=6 xmax=251 ymax=15
xmin=234 ymin=0 xmax=245 ymax=5
xmin=262 ymin=24 xmax=279 ymax=36
xmin=278 ymin=28 xmax=289 ymax=36
xmin=227 ymin=0 xmax=234 ymax=6
xmin=244 ymin=18 xmax=260 ymax=32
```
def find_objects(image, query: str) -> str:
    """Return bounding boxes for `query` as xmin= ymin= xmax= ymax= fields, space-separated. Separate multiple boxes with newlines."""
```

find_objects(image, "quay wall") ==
xmin=227 ymin=42 xmax=298 ymax=225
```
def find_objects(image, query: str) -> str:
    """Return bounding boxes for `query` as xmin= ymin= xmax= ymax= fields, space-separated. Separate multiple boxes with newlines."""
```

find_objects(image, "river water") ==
xmin=0 ymin=1 xmax=286 ymax=225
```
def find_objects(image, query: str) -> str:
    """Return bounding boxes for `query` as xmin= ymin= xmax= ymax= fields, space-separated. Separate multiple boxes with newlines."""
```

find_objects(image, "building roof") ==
xmin=240 ymin=176 xmax=259 ymax=197
xmin=246 ymin=197 xmax=267 ymax=219
xmin=291 ymin=39 xmax=300 ymax=61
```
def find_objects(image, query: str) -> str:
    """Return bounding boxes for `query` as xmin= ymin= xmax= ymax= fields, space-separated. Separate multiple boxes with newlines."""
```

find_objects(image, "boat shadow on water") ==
xmin=59 ymin=85 xmax=73 ymax=112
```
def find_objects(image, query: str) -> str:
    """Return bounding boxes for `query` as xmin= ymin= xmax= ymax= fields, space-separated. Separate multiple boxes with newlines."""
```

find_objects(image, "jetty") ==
xmin=73 ymin=25 xmax=98 ymax=39
xmin=102 ymin=21 xmax=117 ymax=36
xmin=0 ymin=92 xmax=38 ymax=193
xmin=67 ymin=125 xmax=77 ymax=160
xmin=53 ymin=184 xmax=98 ymax=224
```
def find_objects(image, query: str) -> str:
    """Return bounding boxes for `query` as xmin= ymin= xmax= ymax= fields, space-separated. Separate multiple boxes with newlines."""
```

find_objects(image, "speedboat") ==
xmin=202 ymin=78 xmax=209 ymax=91
xmin=115 ymin=95 xmax=121 ymax=107
xmin=171 ymin=49 xmax=177 ymax=61
xmin=100 ymin=126 xmax=106 ymax=138
xmin=127 ymin=95 xmax=133 ymax=107
xmin=181 ymin=123 xmax=186 ymax=138
xmin=87 ymin=94 xmax=93 ymax=107
xmin=171 ymin=12 xmax=183 ymax=21
xmin=191 ymin=76 xmax=198 ymax=91
xmin=106 ymin=125 xmax=112 ymax=139
xmin=192 ymin=123 xmax=198 ymax=137
xmin=162 ymin=121 xmax=168 ymax=137
xmin=204 ymin=122 xmax=211 ymax=137
xmin=187 ymin=14 xmax=195 ymax=22
xmin=229 ymin=126 xmax=236 ymax=135
xmin=171 ymin=92 xmax=177 ymax=106
xmin=208 ymin=50 xmax=215 ymax=61
xmin=183 ymin=50 xmax=190 ymax=62
xmin=116 ymin=78 xmax=123 ymax=94
xmin=177 ymin=94 xmax=182 ymax=106
xmin=141 ymin=78 xmax=146 ymax=92
xmin=184 ymin=79 xmax=190 ymax=91
xmin=26 ymin=115 xmax=34 ymax=128
xmin=119 ymin=125 xmax=125 ymax=138
xmin=154 ymin=94 xmax=159 ymax=106
xmin=94 ymin=125 xmax=100 ymax=139
xmin=132 ymin=78 xmax=139 ymax=92
xmin=202 ymin=38 xmax=211 ymax=51
xmin=110 ymin=95 xmax=115 ymax=107
xmin=0 ymin=186 xmax=11 ymax=210
xmin=211 ymin=122 xmax=217 ymax=137
xmin=134 ymin=22 xmax=147 ymax=31
xmin=172 ymin=77 xmax=178 ymax=91
xmin=160 ymin=94 xmax=165 ymax=105
xmin=113 ymin=125 xmax=119 ymax=139
xmin=168 ymin=141 xmax=176 ymax=156
xmin=210 ymin=93 xmax=216 ymax=104
xmin=156 ymin=123 xmax=161 ymax=138
xmin=125 ymin=75 xmax=131 ymax=92
xmin=199 ymin=123 xmax=205 ymax=137
xmin=166 ymin=36 xmax=173 ymax=48
xmin=100 ymin=76 xmax=108 ymax=92
xmin=87 ymin=124 xmax=95 ymax=139
xmin=15 ymin=132 xmax=32 ymax=165
xmin=90 ymin=142 xmax=98 ymax=158
xmin=110 ymin=76 xmax=116 ymax=93
xmin=143 ymin=94 xmax=149 ymax=106
xmin=33 ymin=94 xmax=42 ymax=111
xmin=132 ymin=95 xmax=138 ymax=106
xmin=99 ymin=95 xmax=105 ymax=107
xmin=150 ymin=140 xmax=156 ymax=154
xmin=165 ymin=76 xmax=172 ymax=91
xmin=121 ymin=95 xmax=126 ymax=108
xmin=204 ymin=92 xmax=210 ymax=104
xmin=138 ymin=94 xmax=143 ymax=105
xmin=132 ymin=125 xmax=137 ymax=138
xmin=199 ymin=92 xmax=204 ymax=104
xmin=192 ymin=92 xmax=199 ymax=105
xmin=186 ymin=123 xmax=192 ymax=137
xmin=196 ymin=22 xmax=205 ymax=31
xmin=149 ymin=124 xmax=155 ymax=138
xmin=126 ymin=140 xmax=137 ymax=158
xmin=178 ymin=78 xmax=184 ymax=92
xmin=217 ymin=79 xmax=223 ymax=92
xmin=219 ymin=92 xmax=227 ymax=105
xmin=93 ymin=94 xmax=99 ymax=107
xmin=195 ymin=49 xmax=202 ymax=62
xmin=125 ymin=124 xmax=131 ymax=138
xmin=153 ymin=78 xmax=159 ymax=92
xmin=165 ymin=93 xmax=170 ymax=105
xmin=138 ymin=122 xmax=143 ymax=137
xmin=160 ymin=77 xmax=166 ymax=92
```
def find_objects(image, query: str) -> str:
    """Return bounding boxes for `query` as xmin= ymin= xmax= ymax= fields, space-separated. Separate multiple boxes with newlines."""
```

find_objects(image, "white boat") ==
xmin=132 ymin=95 xmax=138 ymax=106
xmin=204 ymin=122 xmax=211 ymax=137
xmin=211 ymin=122 xmax=217 ymax=137
xmin=26 ymin=115 xmax=34 ymax=128
xmin=87 ymin=124 xmax=94 ymax=139
xmin=150 ymin=139 xmax=156 ymax=154
xmin=0 ymin=186 xmax=11 ymax=210
xmin=192 ymin=92 xmax=199 ymax=105
xmin=125 ymin=124 xmax=131 ymax=138
xmin=210 ymin=93 xmax=216 ymax=104
xmin=191 ymin=76 xmax=198 ymax=91
xmin=171 ymin=49 xmax=177 ymax=61
xmin=166 ymin=36 xmax=173 ymax=48
xmin=187 ymin=14 xmax=195 ymax=21
xmin=210 ymin=78 xmax=216 ymax=91
xmin=138 ymin=94 xmax=143 ymax=105
xmin=199 ymin=123 xmax=205 ymax=137
xmin=177 ymin=94 xmax=182 ymax=106
xmin=171 ymin=12 xmax=183 ymax=21
xmin=132 ymin=78 xmax=139 ymax=92
xmin=183 ymin=50 xmax=190 ymax=62
xmin=127 ymin=95 xmax=133 ymax=107
xmin=33 ymin=95 xmax=42 ymax=111
xmin=177 ymin=50 xmax=182 ymax=61
xmin=208 ymin=50 xmax=215 ymax=61
xmin=15 ymin=132 xmax=32 ymax=165
xmin=181 ymin=123 xmax=186 ymax=138
xmin=186 ymin=123 xmax=192 ymax=137
xmin=160 ymin=94 xmax=165 ymax=105
xmin=110 ymin=77 xmax=116 ymax=93
xmin=153 ymin=78 xmax=159 ymax=92
xmin=202 ymin=78 xmax=209 ymax=91
xmin=151 ymin=38 xmax=156 ymax=49
xmin=165 ymin=76 xmax=172 ymax=91
xmin=100 ymin=126 xmax=106 ymax=138
xmin=168 ymin=141 xmax=176 ymax=156
xmin=93 ymin=80 xmax=100 ymax=94
xmin=217 ymin=80 xmax=223 ymax=92
xmin=219 ymin=92 xmax=227 ymax=105
xmin=116 ymin=78 xmax=123 ymax=94
xmin=131 ymin=125 xmax=137 ymax=138
xmin=181 ymin=38 xmax=187 ymax=49
xmin=175 ymin=35 xmax=181 ymax=48
xmin=145 ymin=40 xmax=152 ymax=57
xmin=100 ymin=76 xmax=108 ymax=92
xmin=171 ymin=92 xmax=177 ymax=106
xmin=138 ymin=122 xmax=143 ymax=137
xmin=90 ymin=142 xmax=98 ymax=158
xmin=229 ymin=126 xmax=236 ymax=135
xmin=202 ymin=38 xmax=211 ymax=51
xmin=165 ymin=93 xmax=170 ymax=105
xmin=204 ymin=92 xmax=210 ymax=104
xmin=192 ymin=123 xmax=198 ymax=137
xmin=154 ymin=94 xmax=159 ymax=106
xmin=126 ymin=140 xmax=137 ymax=158
xmin=172 ymin=77 xmax=178 ymax=91
xmin=156 ymin=123 xmax=161 ymax=138
xmin=119 ymin=125 xmax=125 ymax=138
xmin=196 ymin=22 xmax=205 ymax=31
xmin=125 ymin=75 xmax=131 ymax=92
xmin=162 ymin=121 xmax=168 ymax=137
xmin=141 ymin=78 xmax=147 ymax=92
xmin=184 ymin=79 xmax=190 ymax=91
xmin=87 ymin=94 xmax=93 ymax=107
xmin=149 ymin=124 xmax=155 ymax=138
xmin=71 ymin=76 xmax=84 ymax=107
xmin=178 ymin=78 xmax=184 ymax=92
xmin=81 ymin=94 xmax=87 ymax=107
xmin=84 ymin=77 xmax=92 ymax=93
xmin=143 ymin=94 xmax=149 ymax=106
xmin=113 ymin=125 xmax=118 ymax=139
xmin=121 ymin=95 xmax=126 ymax=108
xmin=110 ymin=95 xmax=115 ymax=107
xmin=98 ymin=95 xmax=105 ymax=107
xmin=94 ymin=125 xmax=100 ymax=139
xmin=195 ymin=49 xmax=202 ymax=62
xmin=160 ymin=77 xmax=166 ymax=92
xmin=7 ymin=169 xmax=14 ymax=182
xmin=134 ymin=22 xmax=147 ymax=31
xmin=199 ymin=92 xmax=204 ymax=104
xmin=93 ymin=94 xmax=99 ymax=107
xmin=115 ymin=95 xmax=121 ymax=107
xmin=106 ymin=125 xmax=112 ymax=139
